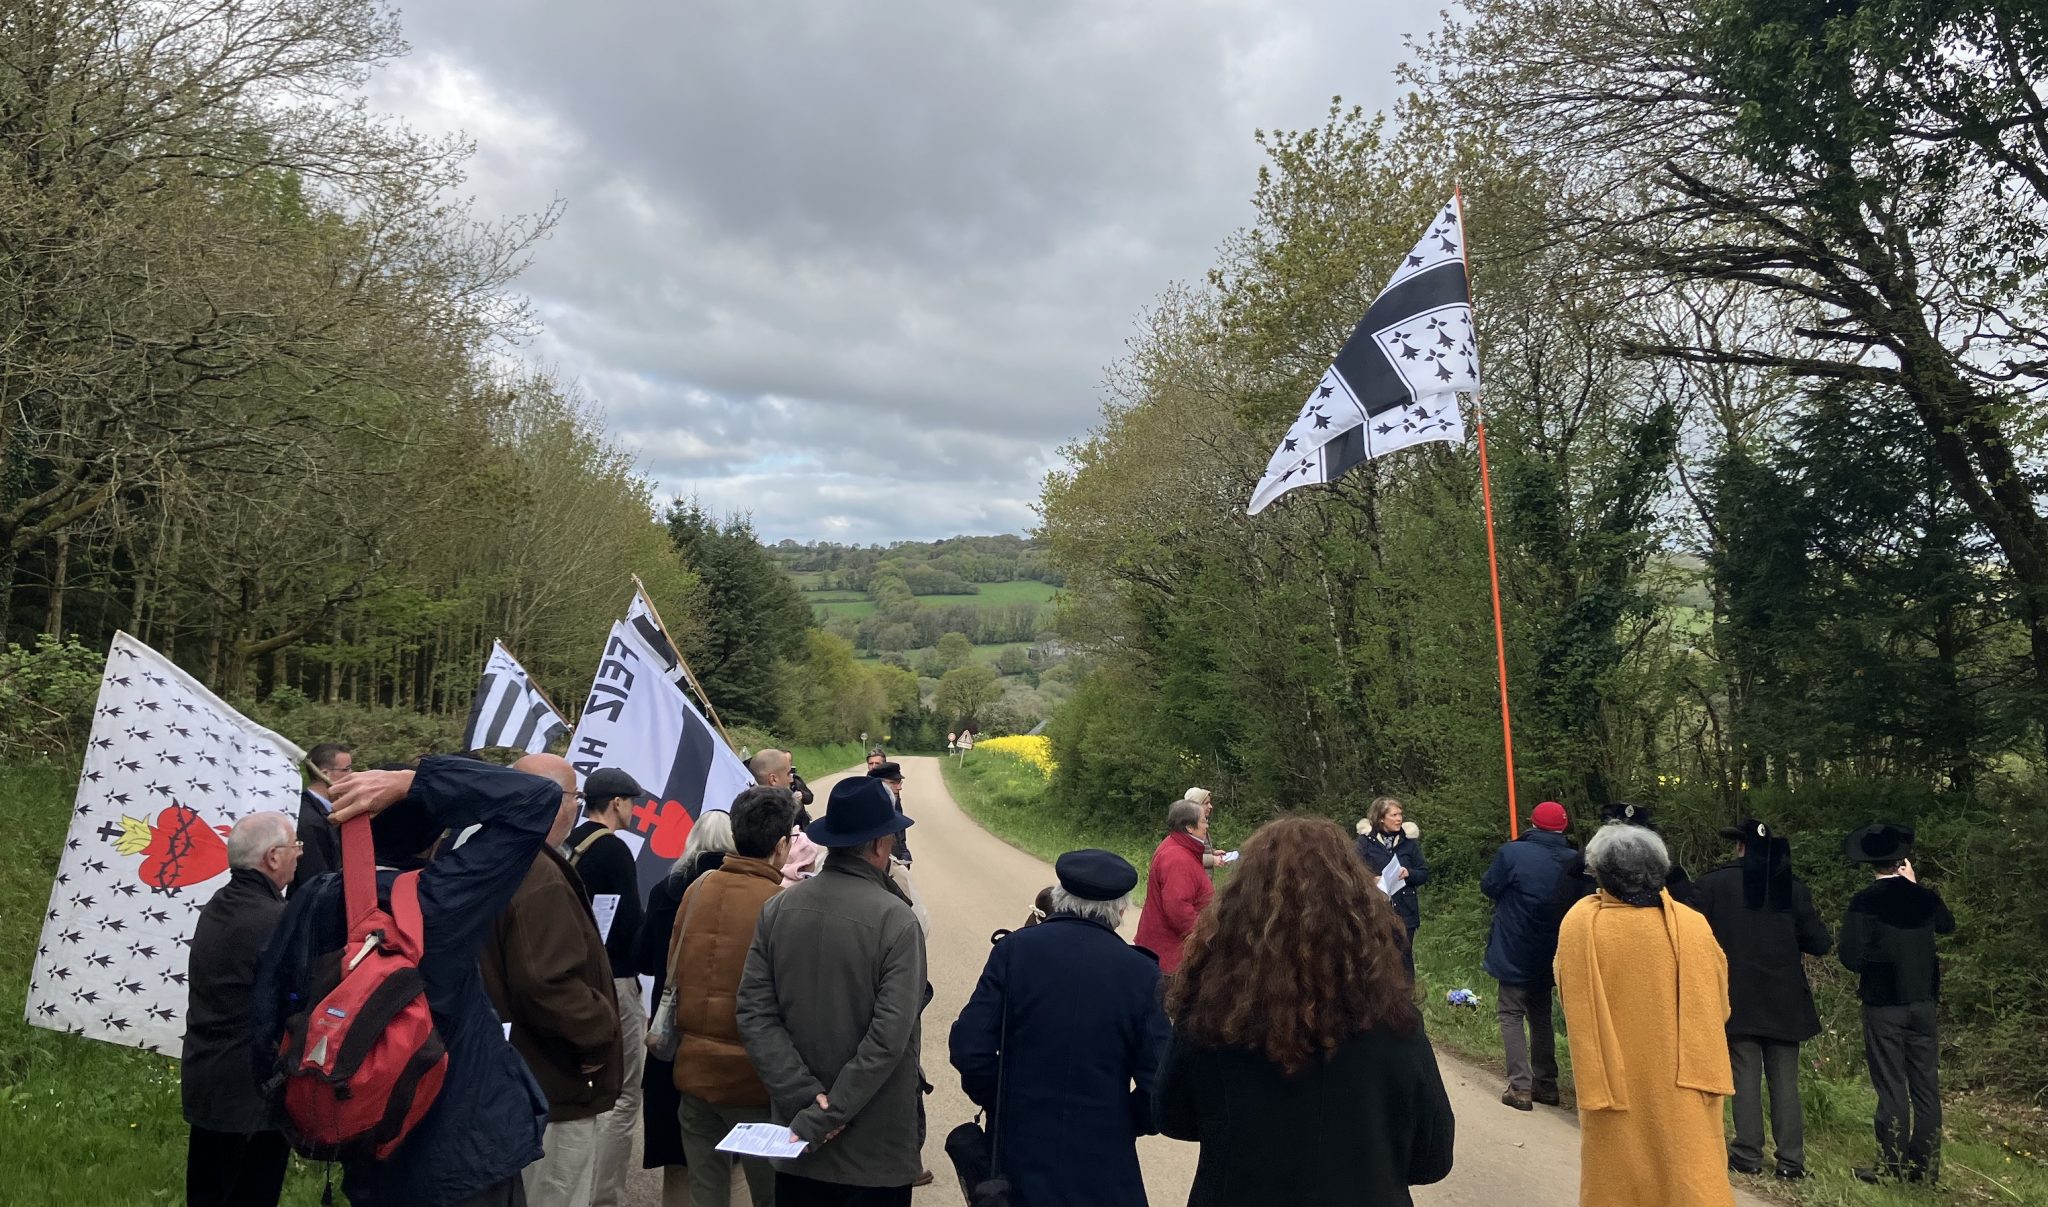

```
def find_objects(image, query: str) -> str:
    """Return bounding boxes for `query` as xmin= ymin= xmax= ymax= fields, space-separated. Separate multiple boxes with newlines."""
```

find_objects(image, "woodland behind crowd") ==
xmin=3 ymin=0 xmax=2047 ymax=1138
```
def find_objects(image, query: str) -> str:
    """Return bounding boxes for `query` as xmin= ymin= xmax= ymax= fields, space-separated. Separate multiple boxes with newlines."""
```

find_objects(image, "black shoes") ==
xmin=1728 ymin=1159 xmax=1762 ymax=1176
xmin=1774 ymin=1167 xmax=1805 ymax=1181
xmin=1500 ymin=1089 xmax=1534 ymax=1111
xmin=1532 ymin=1087 xmax=1560 ymax=1106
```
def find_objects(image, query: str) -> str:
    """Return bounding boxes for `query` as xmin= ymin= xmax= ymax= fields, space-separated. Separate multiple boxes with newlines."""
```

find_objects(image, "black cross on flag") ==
xmin=1248 ymin=197 xmax=1480 ymax=515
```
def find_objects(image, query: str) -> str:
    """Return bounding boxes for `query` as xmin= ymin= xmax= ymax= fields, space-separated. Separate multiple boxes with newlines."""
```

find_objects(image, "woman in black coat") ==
xmin=1355 ymin=796 xmax=1430 ymax=981
xmin=1158 ymin=817 xmax=1455 ymax=1206
xmin=631 ymin=813 xmax=733 ymax=1181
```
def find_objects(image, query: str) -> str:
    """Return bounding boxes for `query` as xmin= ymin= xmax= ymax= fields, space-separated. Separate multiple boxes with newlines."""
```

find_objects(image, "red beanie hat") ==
xmin=1531 ymin=801 xmax=1568 ymax=832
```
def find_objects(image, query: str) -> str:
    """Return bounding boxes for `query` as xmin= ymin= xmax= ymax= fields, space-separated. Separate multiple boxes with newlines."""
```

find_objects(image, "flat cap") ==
xmin=583 ymin=767 xmax=645 ymax=802
xmin=867 ymin=761 xmax=904 ymax=781
xmin=1055 ymin=849 xmax=1139 ymax=901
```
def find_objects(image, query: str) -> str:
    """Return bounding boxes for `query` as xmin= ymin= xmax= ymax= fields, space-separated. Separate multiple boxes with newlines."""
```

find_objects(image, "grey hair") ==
xmin=1049 ymin=887 xmax=1131 ymax=929
xmin=1166 ymin=799 xmax=1204 ymax=833
xmin=676 ymin=808 xmax=735 ymax=875
xmin=1586 ymin=823 xmax=1671 ymax=899
xmin=227 ymin=812 xmax=293 ymax=871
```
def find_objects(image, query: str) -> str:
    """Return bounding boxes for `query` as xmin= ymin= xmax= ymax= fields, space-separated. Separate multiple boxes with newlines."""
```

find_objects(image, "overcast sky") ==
xmin=371 ymin=2 xmax=1446 ymax=543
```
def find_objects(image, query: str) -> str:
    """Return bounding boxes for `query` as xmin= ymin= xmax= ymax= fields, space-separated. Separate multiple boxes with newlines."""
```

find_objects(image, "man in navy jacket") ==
xmin=254 ymin=756 xmax=559 ymax=1207
xmin=950 ymin=850 xmax=1171 ymax=1207
xmin=1480 ymin=800 xmax=1582 ymax=1111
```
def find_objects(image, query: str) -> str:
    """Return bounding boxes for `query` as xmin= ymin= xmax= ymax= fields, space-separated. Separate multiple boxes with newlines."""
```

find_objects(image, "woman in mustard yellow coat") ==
xmin=1557 ymin=823 xmax=1736 ymax=1207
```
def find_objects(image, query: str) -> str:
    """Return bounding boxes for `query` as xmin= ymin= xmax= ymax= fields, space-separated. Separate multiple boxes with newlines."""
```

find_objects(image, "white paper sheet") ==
xmin=1378 ymin=855 xmax=1403 ymax=897
xmin=591 ymin=893 xmax=621 ymax=942
xmin=716 ymin=1122 xmax=810 ymax=1160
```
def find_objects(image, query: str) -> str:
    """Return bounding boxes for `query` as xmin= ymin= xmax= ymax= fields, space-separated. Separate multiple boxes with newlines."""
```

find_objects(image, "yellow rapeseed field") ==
xmin=977 ymin=734 xmax=1056 ymax=776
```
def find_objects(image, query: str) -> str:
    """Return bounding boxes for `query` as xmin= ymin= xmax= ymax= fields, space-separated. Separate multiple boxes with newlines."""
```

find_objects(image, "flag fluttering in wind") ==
xmin=1247 ymin=198 xmax=1480 ymax=514
xmin=26 ymin=633 xmax=304 ymax=1053
xmin=567 ymin=617 xmax=755 ymax=897
xmin=462 ymin=640 xmax=568 ymax=755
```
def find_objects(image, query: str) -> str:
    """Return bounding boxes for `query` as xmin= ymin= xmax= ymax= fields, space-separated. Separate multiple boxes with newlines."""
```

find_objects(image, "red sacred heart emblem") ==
xmin=115 ymin=805 xmax=231 ymax=890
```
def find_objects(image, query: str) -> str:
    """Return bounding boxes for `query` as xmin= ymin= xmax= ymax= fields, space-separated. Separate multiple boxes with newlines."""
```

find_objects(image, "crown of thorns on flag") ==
xmin=113 ymin=803 xmax=230 ymax=891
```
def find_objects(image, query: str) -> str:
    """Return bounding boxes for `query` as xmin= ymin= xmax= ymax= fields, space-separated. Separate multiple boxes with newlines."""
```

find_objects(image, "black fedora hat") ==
xmin=1845 ymin=822 xmax=1914 ymax=865
xmin=1599 ymin=801 xmax=1656 ymax=828
xmin=807 ymin=777 xmax=913 ymax=847
xmin=1719 ymin=817 xmax=1772 ymax=843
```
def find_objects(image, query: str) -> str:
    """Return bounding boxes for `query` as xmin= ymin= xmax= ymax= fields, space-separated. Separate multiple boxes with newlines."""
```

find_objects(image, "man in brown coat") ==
xmin=481 ymin=754 xmax=623 ymax=1207
xmin=669 ymin=786 xmax=797 ymax=1207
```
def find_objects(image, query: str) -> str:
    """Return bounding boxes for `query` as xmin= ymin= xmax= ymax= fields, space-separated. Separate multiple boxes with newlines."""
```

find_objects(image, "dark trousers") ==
xmin=186 ymin=1126 xmax=290 ymax=1207
xmin=1728 ymin=1036 xmax=1806 ymax=1174
xmin=1399 ymin=923 xmax=1418 ymax=983
xmin=1496 ymin=980 xmax=1558 ymax=1096
xmin=1864 ymin=1001 xmax=1941 ymax=1178
xmin=449 ymin=1176 xmax=527 ymax=1207
xmin=775 ymin=1172 xmax=913 ymax=1206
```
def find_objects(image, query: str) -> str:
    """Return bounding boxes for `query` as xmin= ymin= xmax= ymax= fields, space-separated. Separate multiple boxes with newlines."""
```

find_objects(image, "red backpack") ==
xmin=273 ymin=815 xmax=448 ymax=1160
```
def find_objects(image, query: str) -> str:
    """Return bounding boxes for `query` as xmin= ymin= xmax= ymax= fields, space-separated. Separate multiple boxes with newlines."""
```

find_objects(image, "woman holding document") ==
xmin=1355 ymin=797 xmax=1430 ymax=982
xmin=1155 ymin=818 xmax=1455 ymax=1206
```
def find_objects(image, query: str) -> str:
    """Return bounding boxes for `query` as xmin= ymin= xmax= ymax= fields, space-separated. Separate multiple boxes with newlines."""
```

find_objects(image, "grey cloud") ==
xmin=372 ymin=1 xmax=1443 ymax=542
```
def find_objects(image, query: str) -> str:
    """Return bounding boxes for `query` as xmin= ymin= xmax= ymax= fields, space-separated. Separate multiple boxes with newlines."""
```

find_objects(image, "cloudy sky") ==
xmin=370 ymin=2 xmax=1445 ymax=543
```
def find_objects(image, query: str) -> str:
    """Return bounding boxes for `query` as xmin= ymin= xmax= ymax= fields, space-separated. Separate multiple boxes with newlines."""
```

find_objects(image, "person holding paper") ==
xmin=480 ymin=754 xmax=624 ymax=1207
xmin=1354 ymin=797 xmax=1430 ymax=983
xmin=567 ymin=767 xmax=652 ymax=1207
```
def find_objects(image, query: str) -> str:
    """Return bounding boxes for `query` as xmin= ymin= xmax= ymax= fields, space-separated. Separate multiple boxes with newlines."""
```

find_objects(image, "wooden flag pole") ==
xmin=628 ymin=574 xmax=738 ymax=751
xmin=497 ymin=637 xmax=575 ymax=727
xmin=1455 ymin=185 xmax=1522 ymax=840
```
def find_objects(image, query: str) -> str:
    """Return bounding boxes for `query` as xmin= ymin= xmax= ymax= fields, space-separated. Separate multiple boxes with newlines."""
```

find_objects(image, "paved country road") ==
xmin=633 ymin=755 xmax=1770 ymax=1207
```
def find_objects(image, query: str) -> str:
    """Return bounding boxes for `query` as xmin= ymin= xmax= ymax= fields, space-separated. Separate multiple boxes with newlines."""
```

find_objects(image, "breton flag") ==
xmin=461 ymin=641 xmax=568 ymax=755
xmin=27 ymin=633 xmax=304 ymax=1053
xmin=1248 ymin=198 xmax=1480 ymax=515
xmin=566 ymin=618 xmax=755 ymax=897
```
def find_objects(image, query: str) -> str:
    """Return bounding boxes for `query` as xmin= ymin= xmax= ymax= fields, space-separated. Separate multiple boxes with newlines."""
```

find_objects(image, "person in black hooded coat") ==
xmin=1693 ymin=819 xmax=1832 ymax=1179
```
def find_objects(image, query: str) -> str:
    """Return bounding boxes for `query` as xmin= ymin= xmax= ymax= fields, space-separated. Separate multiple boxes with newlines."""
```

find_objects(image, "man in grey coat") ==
xmin=738 ymin=776 xmax=927 ymax=1207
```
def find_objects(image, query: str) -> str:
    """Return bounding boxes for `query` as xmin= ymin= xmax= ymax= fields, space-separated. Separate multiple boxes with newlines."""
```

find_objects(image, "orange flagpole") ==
xmin=1455 ymin=185 xmax=1521 ymax=839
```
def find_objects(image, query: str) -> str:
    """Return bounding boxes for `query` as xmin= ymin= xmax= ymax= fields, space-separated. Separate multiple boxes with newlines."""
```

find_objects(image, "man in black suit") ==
xmin=289 ymin=741 xmax=352 ymax=894
xmin=1841 ymin=823 xmax=1956 ymax=1185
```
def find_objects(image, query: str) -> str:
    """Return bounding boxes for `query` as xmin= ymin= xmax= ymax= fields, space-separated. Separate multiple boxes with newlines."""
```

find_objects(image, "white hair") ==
xmin=227 ymin=812 xmax=293 ymax=871
xmin=1049 ymin=887 xmax=1131 ymax=929
xmin=1586 ymin=823 xmax=1671 ymax=899
xmin=676 ymin=809 xmax=735 ymax=875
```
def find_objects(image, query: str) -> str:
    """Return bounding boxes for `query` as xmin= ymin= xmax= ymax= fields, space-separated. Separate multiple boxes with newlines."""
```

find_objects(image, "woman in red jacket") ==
xmin=1135 ymin=798 xmax=1215 ymax=971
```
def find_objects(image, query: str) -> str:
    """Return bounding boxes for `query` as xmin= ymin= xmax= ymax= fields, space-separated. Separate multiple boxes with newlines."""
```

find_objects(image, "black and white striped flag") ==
xmin=1248 ymin=198 xmax=1480 ymax=515
xmin=462 ymin=641 xmax=568 ymax=754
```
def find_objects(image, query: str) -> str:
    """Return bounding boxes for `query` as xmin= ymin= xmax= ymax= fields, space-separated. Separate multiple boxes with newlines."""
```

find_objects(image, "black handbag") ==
xmin=944 ymin=994 xmax=1013 ymax=1206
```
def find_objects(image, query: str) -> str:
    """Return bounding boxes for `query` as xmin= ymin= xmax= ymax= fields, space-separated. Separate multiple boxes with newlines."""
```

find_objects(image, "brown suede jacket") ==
xmin=481 ymin=845 xmax=623 ymax=1121
xmin=669 ymin=853 xmax=785 ymax=1106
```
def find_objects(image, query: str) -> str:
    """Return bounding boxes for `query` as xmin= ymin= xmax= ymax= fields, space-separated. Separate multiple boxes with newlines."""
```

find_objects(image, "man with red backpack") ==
xmin=253 ymin=756 xmax=561 ymax=1207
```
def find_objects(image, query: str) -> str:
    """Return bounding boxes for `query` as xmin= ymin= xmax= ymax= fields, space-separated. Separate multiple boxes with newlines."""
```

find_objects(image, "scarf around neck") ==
xmin=1563 ymin=889 xmax=1734 ymax=1111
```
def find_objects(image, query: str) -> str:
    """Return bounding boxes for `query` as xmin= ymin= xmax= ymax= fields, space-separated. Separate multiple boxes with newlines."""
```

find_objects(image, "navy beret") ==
xmin=1056 ymin=849 xmax=1138 ymax=901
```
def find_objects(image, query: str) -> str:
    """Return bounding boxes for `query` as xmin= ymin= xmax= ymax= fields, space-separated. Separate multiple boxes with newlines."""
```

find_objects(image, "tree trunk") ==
xmin=42 ymin=530 xmax=68 ymax=636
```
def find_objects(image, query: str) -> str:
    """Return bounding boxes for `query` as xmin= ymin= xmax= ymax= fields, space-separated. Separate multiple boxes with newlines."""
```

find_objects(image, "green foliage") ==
xmin=0 ymin=636 xmax=104 ymax=759
xmin=665 ymin=502 xmax=811 ymax=729
xmin=934 ymin=632 xmax=975 ymax=673
xmin=934 ymin=664 xmax=1003 ymax=730
xmin=236 ymin=699 xmax=470 ymax=768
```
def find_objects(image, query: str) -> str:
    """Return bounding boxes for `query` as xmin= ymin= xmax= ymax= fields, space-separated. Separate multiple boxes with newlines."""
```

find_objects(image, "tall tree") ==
xmin=663 ymin=500 xmax=810 ymax=728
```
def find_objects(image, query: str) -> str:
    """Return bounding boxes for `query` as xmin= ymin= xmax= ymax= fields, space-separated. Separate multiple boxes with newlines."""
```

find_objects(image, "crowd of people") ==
xmin=178 ymin=745 xmax=1953 ymax=1207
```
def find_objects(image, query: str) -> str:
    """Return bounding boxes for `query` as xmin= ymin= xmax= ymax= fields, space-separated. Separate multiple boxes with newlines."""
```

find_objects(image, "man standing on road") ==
xmin=738 ymin=776 xmax=927 ymax=1207
xmin=1694 ymin=819 xmax=1832 ymax=1181
xmin=1840 ymin=823 xmax=1955 ymax=1186
xmin=290 ymin=742 xmax=351 ymax=893
xmin=184 ymin=812 xmax=298 ymax=1207
xmin=751 ymin=747 xmax=794 ymax=790
xmin=950 ymin=849 xmax=1171 ymax=1207
xmin=566 ymin=767 xmax=651 ymax=1207
xmin=481 ymin=753 xmax=624 ymax=1207
xmin=1134 ymin=798 xmax=1214 ymax=974
xmin=1480 ymin=800 xmax=1580 ymax=1111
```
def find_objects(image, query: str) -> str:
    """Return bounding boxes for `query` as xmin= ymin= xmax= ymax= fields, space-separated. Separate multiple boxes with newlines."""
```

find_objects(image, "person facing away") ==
xmin=636 ymin=809 xmax=737 ymax=1200
xmin=1156 ymin=817 xmax=1455 ymax=1207
xmin=253 ymin=757 xmax=561 ymax=1207
xmin=1838 ymin=823 xmax=1955 ymax=1186
xmin=184 ymin=811 xmax=299 ymax=1207
xmin=1132 ymin=798 xmax=1215 ymax=973
xmin=1480 ymin=799 xmax=1581 ymax=1112
xmin=736 ymin=776 xmax=927 ymax=1207
xmin=669 ymin=787 xmax=799 ymax=1207
xmin=1354 ymin=795 xmax=1431 ymax=982
xmin=565 ymin=766 xmax=652 ymax=1207
xmin=1598 ymin=801 xmax=1697 ymax=905
xmin=1555 ymin=823 xmax=1735 ymax=1207
xmin=1691 ymin=819 xmax=1832 ymax=1181
xmin=289 ymin=741 xmax=351 ymax=894
xmin=478 ymin=753 xmax=624 ymax=1207
xmin=949 ymin=850 xmax=1172 ymax=1207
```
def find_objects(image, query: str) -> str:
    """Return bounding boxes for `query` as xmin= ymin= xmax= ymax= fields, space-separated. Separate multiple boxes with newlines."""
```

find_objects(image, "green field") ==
xmin=803 ymin=578 xmax=1058 ymax=624
xmin=809 ymin=597 xmax=878 ymax=619
xmin=923 ymin=580 xmax=1059 ymax=606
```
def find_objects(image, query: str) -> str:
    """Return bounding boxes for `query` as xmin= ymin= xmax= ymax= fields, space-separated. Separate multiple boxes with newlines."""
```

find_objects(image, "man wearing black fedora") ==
xmin=1840 ymin=823 xmax=1956 ymax=1185
xmin=737 ymin=776 xmax=927 ymax=1206
xmin=1693 ymin=819 xmax=1832 ymax=1180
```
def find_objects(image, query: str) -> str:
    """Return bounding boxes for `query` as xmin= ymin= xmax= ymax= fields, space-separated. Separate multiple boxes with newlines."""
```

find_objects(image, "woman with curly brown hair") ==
xmin=1155 ymin=817 xmax=1455 ymax=1205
